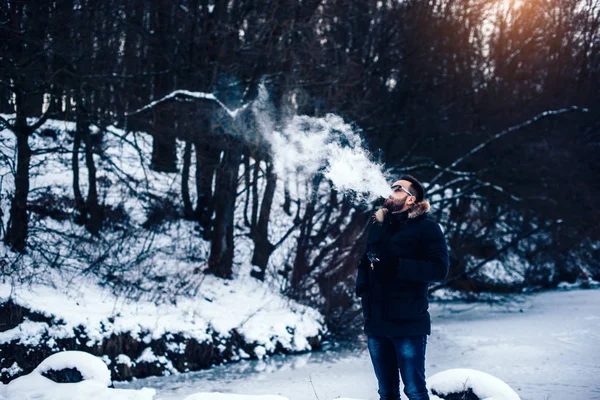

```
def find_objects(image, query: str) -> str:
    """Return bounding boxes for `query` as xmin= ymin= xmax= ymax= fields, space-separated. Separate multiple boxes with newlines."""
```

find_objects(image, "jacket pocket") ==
xmin=383 ymin=294 xmax=427 ymax=321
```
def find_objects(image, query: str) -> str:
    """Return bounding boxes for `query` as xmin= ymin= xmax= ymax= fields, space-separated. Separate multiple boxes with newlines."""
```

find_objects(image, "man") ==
xmin=355 ymin=174 xmax=450 ymax=400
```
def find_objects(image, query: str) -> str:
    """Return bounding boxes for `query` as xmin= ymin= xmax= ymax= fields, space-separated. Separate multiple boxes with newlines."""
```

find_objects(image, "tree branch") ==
xmin=124 ymin=89 xmax=249 ymax=118
xmin=430 ymin=106 xmax=589 ymax=185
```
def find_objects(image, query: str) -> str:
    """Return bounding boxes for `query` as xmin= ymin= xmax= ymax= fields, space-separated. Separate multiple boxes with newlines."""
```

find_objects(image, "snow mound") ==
xmin=34 ymin=351 xmax=111 ymax=386
xmin=1 ymin=369 xmax=155 ymax=400
xmin=0 ymin=350 xmax=155 ymax=399
xmin=183 ymin=393 xmax=288 ymax=400
xmin=428 ymin=368 xmax=520 ymax=400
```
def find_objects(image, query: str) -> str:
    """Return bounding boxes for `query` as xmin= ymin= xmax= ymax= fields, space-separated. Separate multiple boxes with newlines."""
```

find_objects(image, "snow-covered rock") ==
xmin=427 ymin=368 xmax=520 ymax=400
xmin=34 ymin=351 xmax=111 ymax=386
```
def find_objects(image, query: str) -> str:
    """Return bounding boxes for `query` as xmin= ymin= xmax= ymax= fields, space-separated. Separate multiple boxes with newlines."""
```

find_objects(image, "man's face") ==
xmin=383 ymin=179 xmax=416 ymax=212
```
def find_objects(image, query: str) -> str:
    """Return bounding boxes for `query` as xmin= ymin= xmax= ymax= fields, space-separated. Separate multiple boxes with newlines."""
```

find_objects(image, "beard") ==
xmin=383 ymin=196 xmax=407 ymax=212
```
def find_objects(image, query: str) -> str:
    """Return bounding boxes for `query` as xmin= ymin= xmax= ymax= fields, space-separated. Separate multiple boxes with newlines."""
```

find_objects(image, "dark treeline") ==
xmin=1 ymin=0 xmax=599 ymax=331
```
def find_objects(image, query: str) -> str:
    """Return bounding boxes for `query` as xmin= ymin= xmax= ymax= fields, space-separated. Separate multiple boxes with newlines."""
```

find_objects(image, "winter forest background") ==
xmin=0 ymin=0 xmax=599 ymax=397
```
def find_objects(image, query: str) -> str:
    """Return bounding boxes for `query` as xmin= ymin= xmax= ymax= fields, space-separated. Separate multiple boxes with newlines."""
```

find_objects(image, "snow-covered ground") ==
xmin=0 ymin=275 xmax=324 ymax=368
xmin=115 ymin=288 xmax=600 ymax=400
xmin=0 ymin=114 xmax=328 ymax=381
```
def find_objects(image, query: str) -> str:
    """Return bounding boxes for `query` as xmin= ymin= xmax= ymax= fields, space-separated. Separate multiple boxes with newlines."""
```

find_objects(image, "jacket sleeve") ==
xmin=395 ymin=221 xmax=449 ymax=282
xmin=355 ymin=253 xmax=370 ymax=297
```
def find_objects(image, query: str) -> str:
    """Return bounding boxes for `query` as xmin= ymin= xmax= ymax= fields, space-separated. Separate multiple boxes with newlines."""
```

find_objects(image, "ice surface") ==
xmin=117 ymin=289 xmax=600 ymax=400
xmin=183 ymin=394 xmax=288 ymax=400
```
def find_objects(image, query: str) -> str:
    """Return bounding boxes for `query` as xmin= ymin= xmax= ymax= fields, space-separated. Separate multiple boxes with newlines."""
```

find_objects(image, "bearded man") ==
xmin=355 ymin=174 xmax=450 ymax=400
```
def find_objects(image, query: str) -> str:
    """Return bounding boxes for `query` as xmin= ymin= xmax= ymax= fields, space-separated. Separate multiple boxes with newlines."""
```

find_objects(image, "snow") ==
xmin=0 ymin=363 xmax=22 ymax=377
xmin=116 ymin=355 xmax=134 ymax=368
xmin=34 ymin=351 xmax=112 ymax=387
xmin=473 ymin=252 xmax=527 ymax=286
xmin=135 ymin=349 xmax=178 ymax=375
xmin=0 ymin=320 xmax=50 ymax=346
xmin=557 ymin=278 xmax=600 ymax=290
xmin=1 ymin=372 xmax=156 ymax=400
xmin=183 ymin=394 xmax=287 ymax=400
xmin=137 ymin=348 xmax=160 ymax=364
xmin=427 ymin=368 xmax=520 ymax=400
xmin=253 ymin=346 xmax=267 ymax=360
xmin=0 ymin=277 xmax=324 ymax=355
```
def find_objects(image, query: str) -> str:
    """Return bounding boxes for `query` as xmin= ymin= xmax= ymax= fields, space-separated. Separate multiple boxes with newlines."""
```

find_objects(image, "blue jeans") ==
xmin=367 ymin=335 xmax=429 ymax=400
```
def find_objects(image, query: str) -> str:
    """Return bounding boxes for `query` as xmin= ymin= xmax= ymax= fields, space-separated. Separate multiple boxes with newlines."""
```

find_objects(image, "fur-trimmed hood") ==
xmin=373 ymin=200 xmax=431 ymax=223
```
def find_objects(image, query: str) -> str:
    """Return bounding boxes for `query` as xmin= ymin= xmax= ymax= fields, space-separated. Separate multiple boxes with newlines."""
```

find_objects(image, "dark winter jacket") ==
xmin=355 ymin=202 xmax=449 ymax=337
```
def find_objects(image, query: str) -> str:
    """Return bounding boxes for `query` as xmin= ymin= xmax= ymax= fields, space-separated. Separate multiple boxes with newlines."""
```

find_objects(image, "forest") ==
xmin=1 ymin=0 xmax=599 ymax=336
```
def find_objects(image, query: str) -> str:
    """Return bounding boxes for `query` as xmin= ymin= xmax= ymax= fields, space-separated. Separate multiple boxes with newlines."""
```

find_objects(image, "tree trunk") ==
xmin=250 ymin=159 xmax=260 ymax=232
xmin=4 ymin=113 xmax=31 ymax=252
xmin=182 ymin=139 xmax=194 ymax=219
xmin=195 ymin=138 xmax=220 ymax=237
xmin=19 ymin=2 xmax=47 ymax=118
xmin=72 ymin=112 xmax=85 ymax=223
xmin=206 ymin=139 xmax=242 ymax=279
xmin=81 ymin=111 xmax=101 ymax=236
xmin=289 ymin=175 xmax=323 ymax=294
xmin=149 ymin=0 xmax=177 ymax=173
xmin=250 ymin=161 xmax=277 ymax=280
xmin=283 ymin=179 xmax=292 ymax=216
xmin=150 ymin=123 xmax=177 ymax=172
xmin=242 ymin=151 xmax=251 ymax=227
xmin=72 ymin=98 xmax=101 ymax=235
xmin=0 ymin=87 xmax=14 ymax=114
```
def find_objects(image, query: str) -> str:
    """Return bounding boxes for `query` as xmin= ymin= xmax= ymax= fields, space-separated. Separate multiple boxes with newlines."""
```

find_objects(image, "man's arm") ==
xmin=395 ymin=221 xmax=449 ymax=282
xmin=355 ymin=253 xmax=370 ymax=296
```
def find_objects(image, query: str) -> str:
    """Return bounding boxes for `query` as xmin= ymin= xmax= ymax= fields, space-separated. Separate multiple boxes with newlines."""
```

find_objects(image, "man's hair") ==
xmin=399 ymin=174 xmax=425 ymax=203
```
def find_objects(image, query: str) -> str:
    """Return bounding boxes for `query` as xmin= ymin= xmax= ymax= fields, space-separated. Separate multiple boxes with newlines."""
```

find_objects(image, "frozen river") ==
xmin=116 ymin=288 xmax=600 ymax=400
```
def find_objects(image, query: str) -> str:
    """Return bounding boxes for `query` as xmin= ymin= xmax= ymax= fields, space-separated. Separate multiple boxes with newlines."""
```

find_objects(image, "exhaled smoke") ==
xmin=251 ymin=85 xmax=392 ymax=203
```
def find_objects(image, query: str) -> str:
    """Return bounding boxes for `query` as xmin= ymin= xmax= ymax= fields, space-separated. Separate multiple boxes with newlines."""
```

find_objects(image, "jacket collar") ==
xmin=372 ymin=200 xmax=431 ymax=224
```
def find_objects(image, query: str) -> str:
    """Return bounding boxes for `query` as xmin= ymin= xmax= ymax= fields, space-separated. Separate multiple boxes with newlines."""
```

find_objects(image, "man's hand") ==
xmin=371 ymin=250 xmax=399 ymax=280
xmin=370 ymin=258 xmax=380 ymax=270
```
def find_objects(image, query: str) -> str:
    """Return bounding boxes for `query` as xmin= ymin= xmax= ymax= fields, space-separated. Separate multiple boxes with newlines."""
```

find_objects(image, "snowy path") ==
xmin=116 ymin=289 xmax=600 ymax=400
